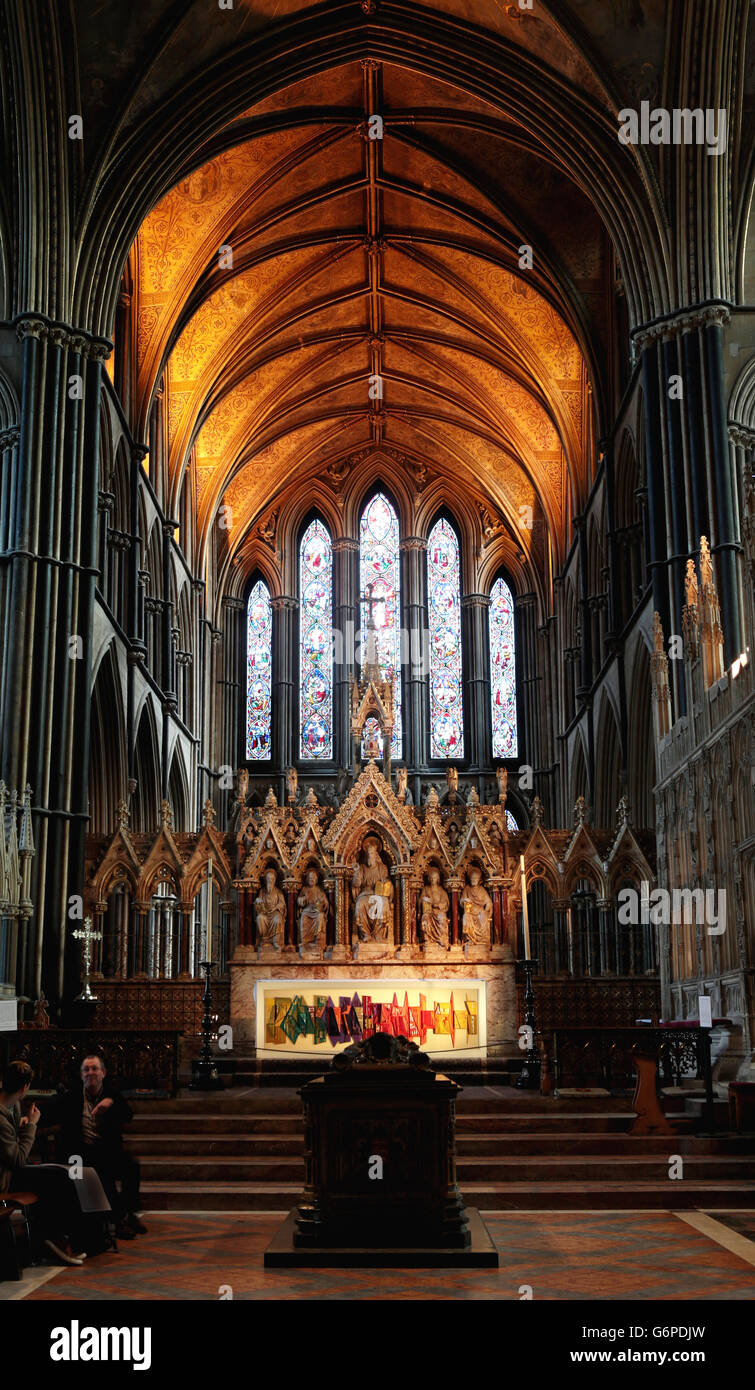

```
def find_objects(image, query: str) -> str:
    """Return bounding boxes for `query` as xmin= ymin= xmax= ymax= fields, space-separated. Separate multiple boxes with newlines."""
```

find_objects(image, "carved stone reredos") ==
xmin=322 ymin=761 xmax=419 ymax=864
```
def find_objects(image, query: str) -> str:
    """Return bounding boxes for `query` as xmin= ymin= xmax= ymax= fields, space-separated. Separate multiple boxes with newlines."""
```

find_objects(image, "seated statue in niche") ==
xmin=420 ymin=868 xmax=449 ymax=947
xmin=460 ymin=867 xmax=493 ymax=946
xmin=297 ymin=868 xmax=328 ymax=947
xmin=254 ymin=868 xmax=286 ymax=949
xmin=351 ymin=836 xmax=394 ymax=941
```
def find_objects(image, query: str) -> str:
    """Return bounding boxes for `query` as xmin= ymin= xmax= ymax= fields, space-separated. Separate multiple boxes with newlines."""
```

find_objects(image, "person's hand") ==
xmin=22 ymin=1103 xmax=40 ymax=1126
xmin=92 ymin=1097 xmax=114 ymax=1118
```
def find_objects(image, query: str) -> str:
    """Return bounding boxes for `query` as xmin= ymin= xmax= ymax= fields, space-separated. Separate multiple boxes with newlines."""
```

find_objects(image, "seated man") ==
xmin=56 ymin=1052 xmax=145 ymax=1241
xmin=0 ymin=1058 xmax=88 ymax=1266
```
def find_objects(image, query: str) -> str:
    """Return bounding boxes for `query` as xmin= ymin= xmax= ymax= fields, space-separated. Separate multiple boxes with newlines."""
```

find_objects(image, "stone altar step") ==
xmin=455 ymin=1132 xmax=749 ymax=1155
xmin=133 ymin=1134 xmax=305 ymax=1156
xmin=195 ymin=1059 xmax=522 ymax=1089
xmin=129 ymin=1128 xmax=734 ymax=1159
xmin=127 ymin=1088 xmax=755 ymax=1214
xmin=135 ymin=1151 xmax=754 ymax=1185
xmin=129 ymin=1113 xmax=302 ymax=1135
xmin=138 ymin=1178 xmax=755 ymax=1212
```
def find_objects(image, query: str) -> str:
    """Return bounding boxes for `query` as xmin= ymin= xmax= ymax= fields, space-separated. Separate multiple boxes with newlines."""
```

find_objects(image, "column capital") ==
xmin=270 ymin=594 xmax=298 ymax=613
xmin=332 ymin=537 xmax=359 ymax=554
xmin=13 ymin=313 xmax=113 ymax=360
xmin=400 ymin=536 xmax=427 ymax=552
xmin=222 ymin=596 xmax=246 ymax=612
xmin=461 ymin=592 xmax=491 ymax=609
xmin=728 ymin=423 xmax=755 ymax=450
xmin=0 ymin=426 xmax=20 ymax=450
xmin=632 ymin=299 xmax=732 ymax=353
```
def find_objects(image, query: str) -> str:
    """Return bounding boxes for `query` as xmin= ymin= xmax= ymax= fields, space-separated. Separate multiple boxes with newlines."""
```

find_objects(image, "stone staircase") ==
xmin=128 ymin=1088 xmax=755 ymax=1212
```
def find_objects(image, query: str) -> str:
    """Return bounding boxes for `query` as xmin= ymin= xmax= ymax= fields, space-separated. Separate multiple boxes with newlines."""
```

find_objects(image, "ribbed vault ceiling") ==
xmin=133 ymin=53 xmax=607 ymax=581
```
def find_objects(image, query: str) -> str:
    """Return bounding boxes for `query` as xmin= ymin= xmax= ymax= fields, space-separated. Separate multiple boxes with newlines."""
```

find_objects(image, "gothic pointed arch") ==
xmin=298 ymin=513 xmax=334 ymax=761
xmin=489 ymin=571 xmax=518 ymax=760
xmin=627 ymin=635 xmax=655 ymax=831
xmin=594 ymin=694 xmax=622 ymax=827
xmin=246 ymin=574 xmax=273 ymax=762
xmin=427 ymin=512 xmax=464 ymax=760
xmin=359 ymin=487 xmax=403 ymax=760
xmin=132 ymin=699 xmax=161 ymax=833
xmin=88 ymin=643 xmax=127 ymax=834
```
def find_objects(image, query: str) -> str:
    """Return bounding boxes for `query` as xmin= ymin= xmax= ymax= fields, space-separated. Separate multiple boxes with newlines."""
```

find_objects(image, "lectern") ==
xmin=264 ymin=1033 xmax=498 ymax=1267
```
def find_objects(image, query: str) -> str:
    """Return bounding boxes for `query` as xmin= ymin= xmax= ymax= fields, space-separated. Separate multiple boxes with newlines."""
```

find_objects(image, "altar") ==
xmin=228 ymin=758 xmax=518 ymax=1057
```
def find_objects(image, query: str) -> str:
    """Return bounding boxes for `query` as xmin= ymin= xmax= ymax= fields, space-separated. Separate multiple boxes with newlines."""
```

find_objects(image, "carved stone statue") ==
xmin=352 ymin=836 xmax=393 ymax=941
xmin=254 ymin=868 xmax=286 ymax=949
xmin=32 ymin=993 xmax=51 ymax=1029
xmin=460 ymin=867 xmax=493 ymax=945
xmin=420 ymin=868 xmax=449 ymax=946
xmin=235 ymin=768 xmax=249 ymax=808
xmin=285 ymin=767 xmax=298 ymax=805
xmin=446 ymin=766 xmax=460 ymax=802
xmin=297 ymin=868 xmax=328 ymax=947
xmin=496 ymin=766 xmax=508 ymax=806
xmin=396 ymin=767 xmax=413 ymax=804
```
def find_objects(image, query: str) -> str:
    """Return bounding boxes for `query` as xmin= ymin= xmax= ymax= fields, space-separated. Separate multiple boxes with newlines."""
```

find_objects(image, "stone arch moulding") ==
xmin=75 ymin=9 xmax=670 ymax=346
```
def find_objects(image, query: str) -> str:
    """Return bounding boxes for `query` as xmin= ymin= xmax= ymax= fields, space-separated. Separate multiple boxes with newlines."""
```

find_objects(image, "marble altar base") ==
xmin=229 ymin=947 xmax=517 ymax=1054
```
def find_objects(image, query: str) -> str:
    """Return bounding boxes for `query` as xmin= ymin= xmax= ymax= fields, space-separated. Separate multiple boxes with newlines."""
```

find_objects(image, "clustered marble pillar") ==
xmin=640 ymin=306 xmax=744 ymax=717
xmin=0 ymin=317 xmax=110 ymax=1001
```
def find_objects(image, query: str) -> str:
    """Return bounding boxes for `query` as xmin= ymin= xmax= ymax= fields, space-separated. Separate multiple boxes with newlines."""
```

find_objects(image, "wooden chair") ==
xmin=0 ymin=1203 xmax=22 ymax=1280
xmin=3 ymin=1191 xmax=40 ymax=1264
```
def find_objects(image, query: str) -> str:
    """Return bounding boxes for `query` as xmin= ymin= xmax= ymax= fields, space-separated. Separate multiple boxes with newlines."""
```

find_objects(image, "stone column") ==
xmin=461 ymin=594 xmax=491 ymax=771
xmin=638 ymin=306 xmax=744 ymax=686
xmin=447 ymin=876 xmax=462 ymax=947
xmin=0 ymin=319 xmax=111 ymax=1002
xmin=271 ymin=595 xmax=297 ymax=775
xmin=221 ymin=596 xmax=245 ymax=816
xmin=282 ymin=876 xmax=297 ymax=950
xmin=597 ymin=899 xmax=613 ymax=974
xmin=132 ymin=903 xmax=150 ymax=978
xmin=400 ymin=536 xmax=428 ymax=775
xmin=333 ymin=867 xmax=350 ymax=952
xmin=178 ymin=907 xmax=193 ymax=977
xmin=393 ymin=865 xmax=412 ymax=950
xmin=515 ymin=593 xmax=539 ymax=776
xmin=332 ymin=539 xmax=358 ymax=771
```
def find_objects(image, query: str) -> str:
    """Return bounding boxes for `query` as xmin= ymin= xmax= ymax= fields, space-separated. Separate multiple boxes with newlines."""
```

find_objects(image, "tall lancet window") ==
xmin=299 ymin=518 xmax=333 ymax=759
xmin=489 ymin=576 xmax=518 ymax=758
xmin=427 ymin=517 xmax=464 ymax=758
xmin=246 ymin=579 xmax=272 ymax=759
xmin=359 ymin=492 xmax=402 ymax=758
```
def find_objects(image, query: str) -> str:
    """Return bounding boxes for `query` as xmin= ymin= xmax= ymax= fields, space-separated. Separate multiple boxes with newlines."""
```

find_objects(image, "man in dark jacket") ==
xmin=57 ymin=1052 xmax=146 ymax=1240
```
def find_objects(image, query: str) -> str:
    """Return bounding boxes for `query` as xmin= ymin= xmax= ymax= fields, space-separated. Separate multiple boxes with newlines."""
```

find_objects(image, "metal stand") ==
xmin=515 ymin=958 xmax=541 ymax=1090
xmin=189 ymin=959 xmax=224 ymax=1091
xmin=699 ymin=1025 xmax=716 ymax=1135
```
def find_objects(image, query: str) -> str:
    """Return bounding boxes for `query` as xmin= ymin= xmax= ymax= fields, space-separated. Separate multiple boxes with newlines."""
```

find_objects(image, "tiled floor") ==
xmin=9 ymin=1210 xmax=755 ymax=1301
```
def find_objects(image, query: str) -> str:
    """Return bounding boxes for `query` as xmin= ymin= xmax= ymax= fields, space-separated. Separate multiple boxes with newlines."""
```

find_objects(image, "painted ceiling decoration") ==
xmin=130 ymin=53 xmax=598 ymax=589
xmin=39 ymin=0 xmax=720 ymax=610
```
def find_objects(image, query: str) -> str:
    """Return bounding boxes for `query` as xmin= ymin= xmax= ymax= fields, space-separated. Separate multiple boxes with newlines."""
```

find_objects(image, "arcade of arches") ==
xmin=0 ymin=0 xmax=753 ymax=1076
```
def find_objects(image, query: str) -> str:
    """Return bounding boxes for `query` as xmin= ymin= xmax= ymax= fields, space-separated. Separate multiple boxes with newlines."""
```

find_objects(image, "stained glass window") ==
xmin=359 ymin=492 xmax=402 ymax=758
xmin=505 ymin=809 xmax=518 ymax=832
xmin=427 ymin=518 xmax=464 ymax=758
xmin=247 ymin=579 xmax=272 ymax=759
xmin=299 ymin=518 xmax=333 ymax=760
xmin=490 ymin=577 xmax=518 ymax=758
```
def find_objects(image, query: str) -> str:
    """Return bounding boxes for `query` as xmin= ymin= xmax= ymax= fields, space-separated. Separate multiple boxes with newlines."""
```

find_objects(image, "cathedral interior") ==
xmin=0 ymin=0 xmax=754 ymax=1310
